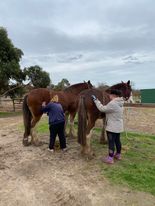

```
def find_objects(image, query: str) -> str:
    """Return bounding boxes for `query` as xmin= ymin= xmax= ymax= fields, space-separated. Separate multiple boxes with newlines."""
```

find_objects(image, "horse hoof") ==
xmin=86 ymin=154 xmax=94 ymax=160
xmin=23 ymin=139 xmax=31 ymax=146
xmin=81 ymin=151 xmax=95 ymax=160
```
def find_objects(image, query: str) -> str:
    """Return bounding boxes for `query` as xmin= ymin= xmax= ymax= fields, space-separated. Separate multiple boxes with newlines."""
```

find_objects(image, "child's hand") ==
xmin=42 ymin=101 xmax=46 ymax=107
xmin=91 ymin=95 xmax=97 ymax=101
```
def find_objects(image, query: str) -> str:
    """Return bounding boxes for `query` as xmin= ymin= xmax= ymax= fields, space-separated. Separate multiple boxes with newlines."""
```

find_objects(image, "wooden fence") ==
xmin=0 ymin=98 xmax=23 ymax=112
xmin=124 ymin=103 xmax=155 ymax=108
xmin=0 ymin=99 xmax=155 ymax=112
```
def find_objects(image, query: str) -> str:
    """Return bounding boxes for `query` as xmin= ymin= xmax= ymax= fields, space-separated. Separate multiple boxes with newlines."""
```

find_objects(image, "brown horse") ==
xmin=22 ymin=81 xmax=93 ymax=146
xmin=78 ymin=80 xmax=132 ymax=156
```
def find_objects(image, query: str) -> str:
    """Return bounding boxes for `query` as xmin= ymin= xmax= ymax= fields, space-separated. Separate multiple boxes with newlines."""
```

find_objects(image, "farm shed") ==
xmin=141 ymin=89 xmax=155 ymax=103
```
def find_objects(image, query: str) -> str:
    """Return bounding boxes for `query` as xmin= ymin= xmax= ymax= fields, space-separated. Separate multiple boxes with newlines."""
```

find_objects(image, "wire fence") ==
xmin=0 ymin=99 xmax=155 ymax=113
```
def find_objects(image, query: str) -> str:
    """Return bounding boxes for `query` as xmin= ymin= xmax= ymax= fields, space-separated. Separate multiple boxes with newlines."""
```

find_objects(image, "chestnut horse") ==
xmin=22 ymin=81 xmax=93 ymax=146
xmin=78 ymin=80 xmax=132 ymax=156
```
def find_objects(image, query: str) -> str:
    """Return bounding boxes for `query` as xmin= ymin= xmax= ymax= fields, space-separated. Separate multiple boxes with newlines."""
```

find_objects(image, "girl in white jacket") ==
xmin=92 ymin=89 xmax=124 ymax=164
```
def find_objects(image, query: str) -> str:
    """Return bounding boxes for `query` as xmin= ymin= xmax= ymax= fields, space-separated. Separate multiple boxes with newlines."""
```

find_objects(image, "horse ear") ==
xmin=84 ymin=80 xmax=86 ymax=83
xmin=88 ymin=80 xmax=90 ymax=84
xmin=127 ymin=80 xmax=130 ymax=85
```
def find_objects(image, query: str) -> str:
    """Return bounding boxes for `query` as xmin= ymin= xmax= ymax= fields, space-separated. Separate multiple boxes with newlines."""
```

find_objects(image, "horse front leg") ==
xmin=99 ymin=118 xmax=107 ymax=144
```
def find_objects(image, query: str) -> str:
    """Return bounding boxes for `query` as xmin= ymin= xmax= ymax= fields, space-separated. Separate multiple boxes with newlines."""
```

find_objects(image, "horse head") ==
xmin=122 ymin=80 xmax=132 ymax=100
xmin=108 ymin=80 xmax=132 ymax=101
xmin=119 ymin=80 xmax=132 ymax=100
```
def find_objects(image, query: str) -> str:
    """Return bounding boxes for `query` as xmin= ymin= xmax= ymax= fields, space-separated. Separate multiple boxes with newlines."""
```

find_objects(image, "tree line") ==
xmin=0 ymin=27 xmax=70 ymax=100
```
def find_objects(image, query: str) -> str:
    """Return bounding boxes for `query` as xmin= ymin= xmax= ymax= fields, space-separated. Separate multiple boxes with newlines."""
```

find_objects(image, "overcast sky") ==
xmin=0 ymin=0 xmax=155 ymax=89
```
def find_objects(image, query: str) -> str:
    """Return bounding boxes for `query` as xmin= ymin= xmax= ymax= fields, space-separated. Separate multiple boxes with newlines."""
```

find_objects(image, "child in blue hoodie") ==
xmin=42 ymin=95 xmax=67 ymax=152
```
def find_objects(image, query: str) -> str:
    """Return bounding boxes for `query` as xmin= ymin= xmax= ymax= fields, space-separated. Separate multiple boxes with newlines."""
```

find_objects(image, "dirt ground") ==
xmin=0 ymin=116 xmax=155 ymax=206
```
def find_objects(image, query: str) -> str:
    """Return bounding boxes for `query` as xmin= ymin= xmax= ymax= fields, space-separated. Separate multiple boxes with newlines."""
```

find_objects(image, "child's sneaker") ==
xmin=101 ymin=156 xmax=114 ymax=164
xmin=114 ymin=153 xmax=121 ymax=160
xmin=48 ymin=148 xmax=54 ymax=153
xmin=62 ymin=147 xmax=68 ymax=152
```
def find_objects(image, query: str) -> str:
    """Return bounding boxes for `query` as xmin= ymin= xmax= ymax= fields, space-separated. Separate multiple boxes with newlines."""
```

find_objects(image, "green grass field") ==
xmin=21 ymin=116 xmax=155 ymax=195
xmin=0 ymin=111 xmax=22 ymax=118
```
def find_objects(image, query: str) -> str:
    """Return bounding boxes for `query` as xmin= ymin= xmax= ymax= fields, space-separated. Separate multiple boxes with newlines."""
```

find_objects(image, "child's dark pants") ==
xmin=106 ymin=131 xmax=121 ymax=157
xmin=49 ymin=121 xmax=66 ymax=149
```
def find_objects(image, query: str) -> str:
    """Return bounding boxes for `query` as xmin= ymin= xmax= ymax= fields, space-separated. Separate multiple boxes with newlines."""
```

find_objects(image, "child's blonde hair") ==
xmin=51 ymin=95 xmax=59 ymax=102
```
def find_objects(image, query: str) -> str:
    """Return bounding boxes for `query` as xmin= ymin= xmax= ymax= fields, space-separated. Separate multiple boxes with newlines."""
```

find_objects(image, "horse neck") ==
xmin=64 ymin=83 xmax=89 ymax=95
xmin=109 ymin=84 xmax=122 ymax=90
xmin=107 ymin=83 xmax=125 ymax=94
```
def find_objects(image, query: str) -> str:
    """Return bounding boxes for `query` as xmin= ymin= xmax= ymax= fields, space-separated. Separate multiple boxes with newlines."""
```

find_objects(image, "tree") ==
xmin=97 ymin=82 xmax=109 ymax=91
xmin=0 ymin=27 xmax=24 ymax=95
xmin=8 ymin=85 xmax=26 ymax=106
xmin=24 ymin=65 xmax=51 ymax=88
xmin=54 ymin=78 xmax=70 ymax=90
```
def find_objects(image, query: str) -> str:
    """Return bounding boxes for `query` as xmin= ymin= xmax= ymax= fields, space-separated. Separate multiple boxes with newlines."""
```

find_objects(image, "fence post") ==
xmin=12 ymin=99 xmax=15 ymax=112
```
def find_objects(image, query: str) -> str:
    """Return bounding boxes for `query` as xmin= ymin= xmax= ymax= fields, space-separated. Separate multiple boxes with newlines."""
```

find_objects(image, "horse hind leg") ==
xmin=22 ymin=96 xmax=32 ymax=146
xmin=23 ymin=131 xmax=31 ymax=146
xmin=100 ymin=118 xmax=107 ymax=144
xmin=81 ymin=117 xmax=96 ymax=158
xmin=30 ymin=115 xmax=41 ymax=146
xmin=81 ymin=130 xmax=94 ymax=158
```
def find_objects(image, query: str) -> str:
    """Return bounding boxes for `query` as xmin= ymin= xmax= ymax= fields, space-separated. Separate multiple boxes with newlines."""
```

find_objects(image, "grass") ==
xmin=19 ymin=115 xmax=49 ymax=133
xmin=21 ymin=117 xmax=155 ymax=195
xmin=36 ymin=116 xmax=49 ymax=133
xmin=92 ymin=130 xmax=155 ymax=195
xmin=0 ymin=111 xmax=22 ymax=118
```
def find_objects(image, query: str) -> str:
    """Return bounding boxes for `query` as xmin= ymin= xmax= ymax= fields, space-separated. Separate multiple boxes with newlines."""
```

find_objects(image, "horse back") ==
xmin=79 ymin=88 xmax=109 ymax=118
xmin=50 ymin=91 xmax=74 ymax=111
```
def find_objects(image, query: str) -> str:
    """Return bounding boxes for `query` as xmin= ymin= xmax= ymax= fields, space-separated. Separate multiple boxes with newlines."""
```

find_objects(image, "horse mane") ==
xmin=106 ymin=82 xmax=131 ymax=91
xmin=63 ymin=82 xmax=88 ymax=93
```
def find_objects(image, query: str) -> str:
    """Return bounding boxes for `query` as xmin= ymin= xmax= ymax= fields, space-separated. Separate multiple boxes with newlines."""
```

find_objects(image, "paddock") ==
xmin=96 ymin=103 xmax=155 ymax=135
xmin=0 ymin=106 xmax=155 ymax=206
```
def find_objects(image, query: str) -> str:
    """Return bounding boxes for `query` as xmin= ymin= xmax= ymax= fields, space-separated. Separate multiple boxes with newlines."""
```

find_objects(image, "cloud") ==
xmin=20 ymin=50 xmax=155 ymax=89
xmin=0 ymin=0 xmax=155 ymax=88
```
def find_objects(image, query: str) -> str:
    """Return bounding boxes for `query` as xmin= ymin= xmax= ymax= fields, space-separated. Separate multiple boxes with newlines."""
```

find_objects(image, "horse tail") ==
xmin=78 ymin=95 xmax=87 ymax=146
xmin=22 ymin=95 xmax=32 ymax=138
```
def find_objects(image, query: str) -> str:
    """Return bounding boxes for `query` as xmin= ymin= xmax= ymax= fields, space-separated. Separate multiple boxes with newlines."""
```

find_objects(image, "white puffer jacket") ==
xmin=94 ymin=97 xmax=124 ymax=133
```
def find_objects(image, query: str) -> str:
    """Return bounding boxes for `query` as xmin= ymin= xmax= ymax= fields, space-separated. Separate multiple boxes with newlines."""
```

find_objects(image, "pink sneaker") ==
xmin=101 ymin=156 xmax=114 ymax=164
xmin=114 ymin=153 xmax=121 ymax=160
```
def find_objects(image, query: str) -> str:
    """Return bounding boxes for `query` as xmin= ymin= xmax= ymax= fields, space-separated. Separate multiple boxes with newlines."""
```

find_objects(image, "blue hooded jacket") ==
xmin=41 ymin=102 xmax=65 ymax=125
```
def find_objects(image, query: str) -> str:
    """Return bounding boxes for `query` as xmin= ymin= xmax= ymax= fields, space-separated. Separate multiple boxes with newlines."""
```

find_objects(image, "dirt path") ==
xmin=0 ymin=116 xmax=155 ymax=206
